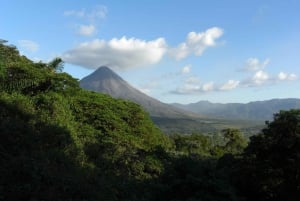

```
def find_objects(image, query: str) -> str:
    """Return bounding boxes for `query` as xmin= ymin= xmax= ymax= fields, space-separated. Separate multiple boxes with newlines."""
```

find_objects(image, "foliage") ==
xmin=170 ymin=133 xmax=213 ymax=157
xmin=0 ymin=42 xmax=170 ymax=200
xmin=221 ymin=128 xmax=248 ymax=155
xmin=157 ymin=155 xmax=240 ymax=201
xmin=235 ymin=109 xmax=300 ymax=201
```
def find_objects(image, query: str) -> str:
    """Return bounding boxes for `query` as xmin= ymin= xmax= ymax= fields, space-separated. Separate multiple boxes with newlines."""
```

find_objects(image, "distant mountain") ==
xmin=80 ymin=66 xmax=196 ymax=119
xmin=172 ymin=99 xmax=300 ymax=120
xmin=79 ymin=67 xmax=265 ymax=134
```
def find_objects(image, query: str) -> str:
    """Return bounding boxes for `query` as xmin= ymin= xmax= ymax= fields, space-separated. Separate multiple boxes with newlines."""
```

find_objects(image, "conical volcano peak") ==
xmin=82 ymin=66 xmax=124 ymax=82
xmin=95 ymin=66 xmax=114 ymax=74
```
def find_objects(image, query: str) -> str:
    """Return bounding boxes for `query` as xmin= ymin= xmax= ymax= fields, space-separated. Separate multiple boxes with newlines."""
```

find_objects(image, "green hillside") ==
xmin=0 ymin=41 xmax=171 ymax=200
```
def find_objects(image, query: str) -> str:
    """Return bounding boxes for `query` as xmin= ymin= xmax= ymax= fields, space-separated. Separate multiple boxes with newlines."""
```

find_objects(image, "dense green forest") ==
xmin=1 ymin=41 xmax=299 ymax=200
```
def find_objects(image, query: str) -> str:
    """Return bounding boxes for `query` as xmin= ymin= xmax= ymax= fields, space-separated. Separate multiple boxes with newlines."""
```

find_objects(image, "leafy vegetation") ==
xmin=1 ymin=41 xmax=299 ymax=200
xmin=235 ymin=109 xmax=300 ymax=200
xmin=0 ymin=41 xmax=170 ymax=200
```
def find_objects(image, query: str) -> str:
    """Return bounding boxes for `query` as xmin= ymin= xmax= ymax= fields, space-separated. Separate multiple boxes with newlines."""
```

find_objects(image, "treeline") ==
xmin=0 ymin=41 xmax=299 ymax=201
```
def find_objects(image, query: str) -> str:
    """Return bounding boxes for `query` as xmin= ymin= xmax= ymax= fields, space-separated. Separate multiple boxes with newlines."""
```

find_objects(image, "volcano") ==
xmin=80 ymin=66 xmax=196 ymax=118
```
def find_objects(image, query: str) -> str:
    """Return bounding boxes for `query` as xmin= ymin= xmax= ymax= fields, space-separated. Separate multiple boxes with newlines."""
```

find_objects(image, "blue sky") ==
xmin=1 ymin=0 xmax=300 ymax=104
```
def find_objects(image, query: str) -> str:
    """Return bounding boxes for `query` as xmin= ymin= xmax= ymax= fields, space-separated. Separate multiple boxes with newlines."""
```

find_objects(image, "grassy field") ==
xmin=151 ymin=116 xmax=265 ymax=136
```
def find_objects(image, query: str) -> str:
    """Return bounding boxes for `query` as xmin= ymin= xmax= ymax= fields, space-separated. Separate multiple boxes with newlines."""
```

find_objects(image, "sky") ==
xmin=1 ymin=0 xmax=300 ymax=104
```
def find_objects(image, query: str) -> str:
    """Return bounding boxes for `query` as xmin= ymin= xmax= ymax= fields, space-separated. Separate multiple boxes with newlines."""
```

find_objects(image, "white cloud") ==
xmin=287 ymin=73 xmax=297 ymax=80
xmin=63 ymin=27 xmax=223 ymax=69
xmin=62 ymin=37 xmax=167 ymax=70
xmin=181 ymin=65 xmax=191 ymax=74
xmin=170 ymin=56 xmax=299 ymax=95
xmin=170 ymin=27 xmax=223 ymax=60
xmin=64 ymin=9 xmax=85 ymax=18
xmin=278 ymin=72 xmax=298 ymax=81
xmin=64 ymin=5 xmax=107 ymax=37
xmin=18 ymin=40 xmax=39 ymax=53
xmin=244 ymin=58 xmax=270 ymax=71
xmin=173 ymin=84 xmax=200 ymax=94
xmin=172 ymin=81 xmax=215 ymax=94
xmin=185 ymin=76 xmax=200 ymax=84
xmin=278 ymin=72 xmax=287 ymax=80
xmin=137 ymin=80 xmax=160 ymax=95
xmin=202 ymin=81 xmax=215 ymax=91
xmin=78 ymin=24 xmax=96 ymax=36
xmin=87 ymin=5 xmax=107 ymax=21
xmin=219 ymin=80 xmax=240 ymax=90
xmin=171 ymin=43 xmax=189 ymax=60
xmin=241 ymin=70 xmax=299 ymax=87
xmin=240 ymin=57 xmax=299 ymax=87
xmin=252 ymin=70 xmax=269 ymax=85
xmin=138 ymin=87 xmax=151 ymax=94
xmin=64 ymin=5 xmax=107 ymax=20
xmin=187 ymin=27 xmax=223 ymax=48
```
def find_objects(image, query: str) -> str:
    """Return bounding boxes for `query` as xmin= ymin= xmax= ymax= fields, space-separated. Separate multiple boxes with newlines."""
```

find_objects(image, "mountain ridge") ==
xmin=172 ymin=98 xmax=300 ymax=120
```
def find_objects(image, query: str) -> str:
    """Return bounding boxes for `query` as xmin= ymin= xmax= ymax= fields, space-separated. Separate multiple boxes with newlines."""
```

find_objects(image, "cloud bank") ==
xmin=220 ymin=80 xmax=240 ymax=90
xmin=169 ymin=27 xmax=223 ymax=60
xmin=172 ymin=81 xmax=216 ymax=94
xmin=241 ymin=58 xmax=298 ymax=87
xmin=63 ymin=27 xmax=223 ymax=70
xmin=244 ymin=57 xmax=270 ymax=71
xmin=63 ymin=37 xmax=167 ymax=69
xmin=171 ymin=57 xmax=298 ymax=95
xmin=278 ymin=72 xmax=297 ymax=81
xmin=78 ymin=24 xmax=96 ymax=36
xmin=172 ymin=79 xmax=241 ymax=94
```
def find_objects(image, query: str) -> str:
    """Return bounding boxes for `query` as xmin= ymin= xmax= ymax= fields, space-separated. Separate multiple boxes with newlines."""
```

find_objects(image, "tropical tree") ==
xmin=47 ymin=57 xmax=64 ymax=72
xmin=237 ymin=110 xmax=300 ymax=201
xmin=222 ymin=128 xmax=248 ymax=155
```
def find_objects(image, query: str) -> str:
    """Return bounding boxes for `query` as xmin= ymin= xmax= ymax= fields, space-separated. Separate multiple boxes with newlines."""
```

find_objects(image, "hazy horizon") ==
xmin=83 ymin=66 xmax=300 ymax=105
